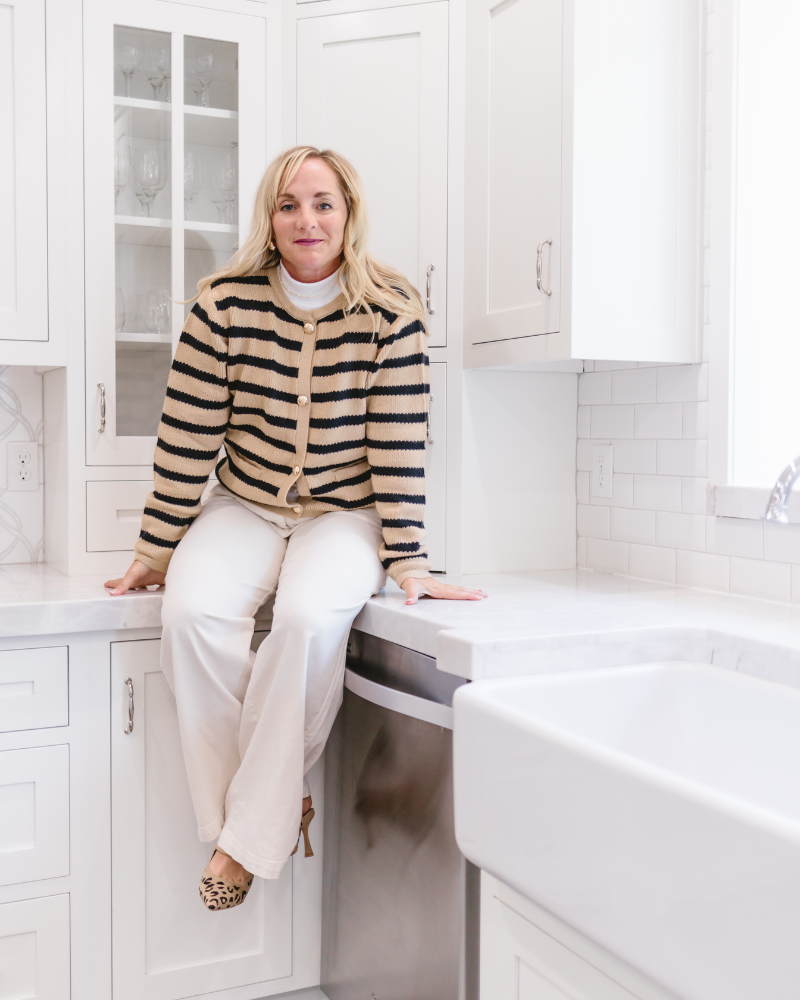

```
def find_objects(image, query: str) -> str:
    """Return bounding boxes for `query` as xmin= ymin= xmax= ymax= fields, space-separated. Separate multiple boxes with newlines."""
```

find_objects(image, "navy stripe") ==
xmin=373 ymin=492 xmax=425 ymax=505
xmin=366 ymin=438 xmax=425 ymax=450
xmin=156 ymin=438 xmax=219 ymax=462
xmin=306 ymin=438 xmax=366 ymax=455
xmin=314 ymin=331 xmax=376 ymax=352
xmin=312 ymin=360 xmax=377 ymax=377
xmin=367 ymin=383 xmax=429 ymax=397
xmin=180 ymin=331 xmax=228 ymax=362
xmin=161 ymin=412 xmax=228 ymax=436
xmin=139 ymin=529 xmax=179 ymax=549
xmin=383 ymin=541 xmax=421 ymax=552
xmin=172 ymin=360 xmax=228 ymax=387
xmin=309 ymin=470 xmax=372 ymax=495
xmin=226 ymin=438 xmax=293 ymax=476
xmin=142 ymin=506 xmax=195 ymax=528
xmin=154 ymin=491 xmax=198 ymax=509
xmin=309 ymin=414 xmax=366 ymax=429
xmin=228 ymin=353 xmax=298 ymax=378
xmin=154 ymin=462 xmax=208 ymax=485
xmin=231 ymin=405 xmax=296 ymax=430
xmin=310 ymin=493 xmax=377 ymax=510
xmin=311 ymin=388 xmax=366 ymax=403
xmin=367 ymin=411 xmax=426 ymax=424
xmin=166 ymin=386 xmax=230 ymax=410
xmin=227 ymin=420 xmax=296 ymax=453
xmin=377 ymin=318 xmax=425 ymax=350
xmin=226 ymin=326 xmax=302 ymax=352
xmin=228 ymin=379 xmax=298 ymax=405
xmin=382 ymin=518 xmax=425 ymax=529
xmin=190 ymin=303 xmax=228 ymax=338
xmin=378 ymin=352 xmax=429 ymax=370
xmin=223 ymin=453 xmax=280 ymax=495
xmin=381 ymin=553 xmax=428 ymax=568
xmin=370 ymin=466 xmax=425 ymax=478
xmin=215 ymin=296 xmax=304 ymax=328
xmin=211 ymin=274 xmax=271 ymax=289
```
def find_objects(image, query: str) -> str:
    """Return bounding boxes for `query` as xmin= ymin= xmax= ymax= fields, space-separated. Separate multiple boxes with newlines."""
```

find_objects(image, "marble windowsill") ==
xmin=5 ymin=564 xmax=800 ymax=691
xmin=712 ymin=483 xmax=800 ymax=521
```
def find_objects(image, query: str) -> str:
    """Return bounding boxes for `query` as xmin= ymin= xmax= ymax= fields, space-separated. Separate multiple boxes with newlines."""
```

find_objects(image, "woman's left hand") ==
xmin=400 ymin=577 xmax=487 ymax=606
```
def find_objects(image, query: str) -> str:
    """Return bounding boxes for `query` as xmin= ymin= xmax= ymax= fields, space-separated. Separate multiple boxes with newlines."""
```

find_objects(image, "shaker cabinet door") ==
xmin=296 ymin=3 xmax=449 ymax=347
xmin=0 ymin=0 xmax=48 ymax=344
xmin=84 ymin=0 xmax=266 ymax=466
xmin=110 ymin=638 xmax=294 ymax=1000
xmin=464 ymin=0 xmax=562 ymax=347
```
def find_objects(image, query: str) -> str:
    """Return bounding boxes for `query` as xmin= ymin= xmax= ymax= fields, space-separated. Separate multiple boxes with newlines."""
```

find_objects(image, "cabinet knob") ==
xmin=536 ymin=239 xmax=553 ymax=297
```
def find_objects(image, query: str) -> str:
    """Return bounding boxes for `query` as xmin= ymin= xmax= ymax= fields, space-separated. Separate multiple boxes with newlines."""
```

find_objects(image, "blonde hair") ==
xmin=197 ymin=146 xmax=424 ymax=326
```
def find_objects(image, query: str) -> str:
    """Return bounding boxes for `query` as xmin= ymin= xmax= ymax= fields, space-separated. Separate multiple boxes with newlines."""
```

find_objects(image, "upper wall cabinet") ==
xmin=0 ymin=0 xmax=48 ymax=346
xmin=296 ymin=4 xmax=449 ymax=347
xmin=464 ymin=0 xmax=703 ymax=368
xmin=83 ymin=0 xmax=267 ymax=467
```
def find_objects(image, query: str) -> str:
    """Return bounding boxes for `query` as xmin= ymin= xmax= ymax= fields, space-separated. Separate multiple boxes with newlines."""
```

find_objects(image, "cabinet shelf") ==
xmin=114 ymin=96 xmax=171 ymax=113
xmin=185 ymin=222 xmax=238 ymax=252
xmin=184 ymin=106 xmax=238 ymax=120
xmin=115 ymin=332 xmax=172 ymax=344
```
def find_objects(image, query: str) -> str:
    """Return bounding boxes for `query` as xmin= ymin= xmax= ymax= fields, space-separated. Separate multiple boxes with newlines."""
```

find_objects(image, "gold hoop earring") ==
xmin=268 ymin=240 xmax=276 ymax=251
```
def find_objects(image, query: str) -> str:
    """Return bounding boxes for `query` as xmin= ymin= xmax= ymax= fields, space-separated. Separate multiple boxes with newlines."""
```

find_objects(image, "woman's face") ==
xmin=272 ymin=158 xmax=348 ymax=282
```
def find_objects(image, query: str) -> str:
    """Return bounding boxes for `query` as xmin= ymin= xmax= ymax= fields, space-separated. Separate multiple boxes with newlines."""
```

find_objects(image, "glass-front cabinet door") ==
xmin=84 ymin=0 xmax=266 ymax=466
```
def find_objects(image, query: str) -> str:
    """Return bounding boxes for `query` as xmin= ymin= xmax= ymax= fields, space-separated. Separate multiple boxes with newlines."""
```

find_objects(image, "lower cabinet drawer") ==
xmin=0 ymin=745 xmax=69 ymax=886
xmin=0 ymin=646 xmax=68 ymax=733
xmin=0 ymin=894 xmax=70 ymax=999
xmin=86 ymin=480 xmax=153 ymax=551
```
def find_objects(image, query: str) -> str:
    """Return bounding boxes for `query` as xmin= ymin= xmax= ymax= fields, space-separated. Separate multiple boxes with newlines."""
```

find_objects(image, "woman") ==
xmin=106 ymin=146 xmax=485 ymax=911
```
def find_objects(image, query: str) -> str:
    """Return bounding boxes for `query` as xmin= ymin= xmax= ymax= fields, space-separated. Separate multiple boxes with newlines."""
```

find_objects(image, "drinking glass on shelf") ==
xmin=146 ymin=39 xmax=171 ymax=101
xmin=184 ymin=152 xmax=205 ymax=216
xmin=115 ymin=36 xmax=144 ymax=98
xmin=188 ymin=47 xmax=216 ymax=108
xmin=146 ymin=290 xmax=171 ymax=335
xmin=114 ymin=144 xmax=131 ymax=211
xmin=115 ymin=288 xmax=126 ymax=333
xmin=133 ymin=147 xmax=167 ymax=218
xmin=211 ymin=152 xmax=237 ymax=224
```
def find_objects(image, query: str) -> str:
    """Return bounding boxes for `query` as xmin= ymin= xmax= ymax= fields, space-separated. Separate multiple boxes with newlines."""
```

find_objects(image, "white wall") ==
xmin=0 ymin=366 xmax=44 ymax=564
xmin=460 ymin=370 xmax=577 ymax=574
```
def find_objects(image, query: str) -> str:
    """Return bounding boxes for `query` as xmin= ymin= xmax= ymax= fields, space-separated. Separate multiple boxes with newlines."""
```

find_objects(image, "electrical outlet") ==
xmin=591 ymin=444 xmax=613 ymax=498
xmin=7 ymin=441 xmax=39 ymax=493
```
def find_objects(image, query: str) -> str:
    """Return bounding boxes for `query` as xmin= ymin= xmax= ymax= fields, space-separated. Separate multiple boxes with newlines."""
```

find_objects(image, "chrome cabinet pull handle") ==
xmin=124 ymin=677 xmax=134 ymax=734
xmin=426 ymin=393 xmax=435 ymax=445
xmin=536 ymin=239 xmax=553 ymax=297
xmin=425 ymin=264 xmax=435 ymax=315
xmin=97 ymin=382 xmax=106 ymax=433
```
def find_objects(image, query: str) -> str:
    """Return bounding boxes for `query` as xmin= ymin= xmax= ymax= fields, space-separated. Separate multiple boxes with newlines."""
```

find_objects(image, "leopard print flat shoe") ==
xmin=199 ymin=847 xmax=254 ymax=911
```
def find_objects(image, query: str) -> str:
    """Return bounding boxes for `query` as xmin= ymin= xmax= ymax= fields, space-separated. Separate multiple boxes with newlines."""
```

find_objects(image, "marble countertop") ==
xmin=4 ymin=564 xmax=800 ymax=686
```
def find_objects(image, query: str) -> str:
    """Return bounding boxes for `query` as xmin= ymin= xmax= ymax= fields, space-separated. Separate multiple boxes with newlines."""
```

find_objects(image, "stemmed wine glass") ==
xmin=146 ymin=290 xmax=171 ymax=336
xmin=184 ymin=152 xmax=204 ymax=216
xmin=147 ymin=40 xmax=171 ymax=102
xmin=211 ymin=151 xmax=237 ymax=224
xmin=115 ymin=288 xmax=127 ymax=333
xmin=115 ymin=36 xmax=144 ymax=98
xmin=114 ymin=144 xmax=131 ymax=211
xmin=188 ymin=47 xmax=216 ymax=108
xmin=133 ymin=147 xmax=167 ymax=218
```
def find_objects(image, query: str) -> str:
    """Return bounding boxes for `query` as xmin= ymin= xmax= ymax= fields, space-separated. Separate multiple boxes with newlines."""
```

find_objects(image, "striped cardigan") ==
xmin=134 ymin=267 xmax=431 ymax=585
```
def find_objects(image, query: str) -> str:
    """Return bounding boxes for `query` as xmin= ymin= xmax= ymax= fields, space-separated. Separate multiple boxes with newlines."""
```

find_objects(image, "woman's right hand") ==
xmin=105 ymin=560 xmax=166 ymax=596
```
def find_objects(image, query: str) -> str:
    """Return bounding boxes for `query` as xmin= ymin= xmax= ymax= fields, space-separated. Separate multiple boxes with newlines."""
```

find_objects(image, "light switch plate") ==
xmin=591 ymin=444 xmax=613 ymax=498
xmin=6 ymin=441 xmax=39 ymax=492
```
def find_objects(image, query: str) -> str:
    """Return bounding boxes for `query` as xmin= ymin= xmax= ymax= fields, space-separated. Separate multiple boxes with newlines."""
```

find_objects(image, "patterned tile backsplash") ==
xmin=0 ymin=366 xmax=43 ymax=564
xmin=576 ymin=360 xmax=800 ymax=605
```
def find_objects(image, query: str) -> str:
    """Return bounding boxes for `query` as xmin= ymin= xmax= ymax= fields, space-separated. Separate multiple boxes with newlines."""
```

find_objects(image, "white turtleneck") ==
xmin=279 ymin=263 xmax=343 ymax=502
xmin=278 ymin=262 xmax=342 ymax=311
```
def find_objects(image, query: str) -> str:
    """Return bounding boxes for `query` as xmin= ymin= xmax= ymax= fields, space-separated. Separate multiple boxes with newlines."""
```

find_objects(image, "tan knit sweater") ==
xmin=134 ymin=267 xmax=431 ymax=585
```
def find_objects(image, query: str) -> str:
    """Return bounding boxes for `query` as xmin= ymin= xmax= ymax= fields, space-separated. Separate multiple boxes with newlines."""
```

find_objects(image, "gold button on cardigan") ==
xmin=134 ymin=267 xmax=431 ymax=586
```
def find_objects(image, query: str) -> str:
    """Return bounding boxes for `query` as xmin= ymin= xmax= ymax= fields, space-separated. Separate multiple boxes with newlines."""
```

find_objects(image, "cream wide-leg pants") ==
xmin=160 ymin=485 xmax=386 ymax=879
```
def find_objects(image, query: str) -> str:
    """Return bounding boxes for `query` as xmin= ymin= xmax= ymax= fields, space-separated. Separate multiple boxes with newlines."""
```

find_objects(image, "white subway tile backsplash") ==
xmin=590 ymin=473 xmax=635 ymax=508
xmin=576 ymin=471 xmax=590 ymax=505
xmin=633 ymin=475 xmax=682 ymax=512
xmin=681 ymin=477 xmax=710 ymax=514
xmin=657 ymin=439 xmax=708 ymax=477
xmin=610 ymin=507 xmax=656 ymax=544
xmin=591 ymin=405 xmax=635 ymax=439
xmin=677 ymin=550 xmax=730 ymax=593
xmin=576 ymin=440 xmax=594 ymax=472
xmin=657 ymin=363 xmax=709 ymax=402
xmin=611 ymin=367 xmax=658 ymax=404
xmin=706 ymin=516 xmax=764 ymax=559
xmin=730 ymin=557 xmax=791 ymax=602
xmin=763 ymin=522 xmax=800 ymax=564
xmin=635 ymin=403 xmax=683 ymax=439
xmin=656 ymin=511 xmax=706 ymax=552
xmin=577 ymin=406 xmax=591 ymax=438
xmin=628 ymin=543 xmax=677 ymax=583
xmin=586 ymin=538 xmax=629 ymax=575
xmin=611 ymin=439 xmax=657 ymax=475
xmin=682 ymin=401 xmax=709 ymax=439
xmin=578 ymin=372 xmax=612 ymax=405
xmin=577 ymin=504 xmax=610 ymax=539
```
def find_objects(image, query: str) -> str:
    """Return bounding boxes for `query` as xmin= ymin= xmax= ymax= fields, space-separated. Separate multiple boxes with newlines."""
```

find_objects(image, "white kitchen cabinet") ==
xmin=296 ymin=3 xmax=449 ymax=347
xmin=0 ymin=895 xmax=71 ymax=1000
xmin=481 ymin=874 xmax=680 ymax=1000
xmin=0 ymin=0 xmax=48 ymax=346
xmin=110 ymin=637 xmax=321 ymax=1000
xmin=464 ymin=0 xmax=703 ymax=368
xmin=84 ymin=0 xmax=267 ymax=468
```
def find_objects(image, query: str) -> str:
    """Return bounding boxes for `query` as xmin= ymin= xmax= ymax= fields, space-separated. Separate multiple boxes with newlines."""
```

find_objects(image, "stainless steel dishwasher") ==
xmin=321 ymin=630 xmax=479 ymax=1000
